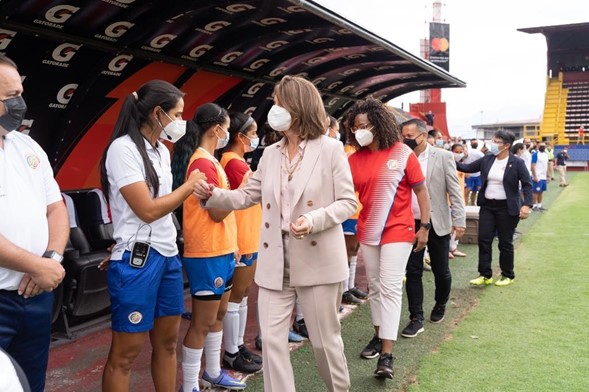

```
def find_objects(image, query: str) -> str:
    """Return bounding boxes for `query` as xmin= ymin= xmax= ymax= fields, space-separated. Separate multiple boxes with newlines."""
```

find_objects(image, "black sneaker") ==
xmin=360 ymin=335 xmax=382 ymax=359
xmin=401 ymin=318 xmax=424 ymax=338
xmin=239 ymin=345 xmax=262 ymax=365
xmin=374 ymin=353 xmax=394 ymax=379
xmin=349 ymin=287 xmax=368 ymax=299
xmin=342 ymin=291 xmax=362 ymax=304
xmin=223 ymin=351 xmax=262 ymax=374
xmin=430 ymin=304 xmax=446 ymax=323
xmin=292 ymin=318 xmax=309 ymax=338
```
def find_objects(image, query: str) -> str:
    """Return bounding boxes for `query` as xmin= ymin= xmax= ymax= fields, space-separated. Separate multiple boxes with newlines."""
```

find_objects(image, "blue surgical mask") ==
xmin=436 ymin=139 xmax=445 ymax=148
xmin=489 ymin=142 xmax=501 ymax=156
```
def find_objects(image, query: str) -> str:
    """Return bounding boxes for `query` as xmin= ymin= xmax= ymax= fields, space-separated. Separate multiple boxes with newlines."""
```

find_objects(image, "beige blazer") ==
xmin=426 ymin=147 xmax=466 ymax=236
xmin=205 ymin=135 xmax=357 ymax=290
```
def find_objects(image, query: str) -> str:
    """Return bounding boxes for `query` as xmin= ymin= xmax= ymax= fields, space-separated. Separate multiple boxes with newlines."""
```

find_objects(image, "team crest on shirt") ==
xmin=25 ymin=153 xmax=40 ymax=169
xmin=214 ymin=277 xmax=224 ymax=288
xmin=386 ymin=159 xmax=399 ymax=170
xmin=128 ymin=311 xmax=143 ymax=324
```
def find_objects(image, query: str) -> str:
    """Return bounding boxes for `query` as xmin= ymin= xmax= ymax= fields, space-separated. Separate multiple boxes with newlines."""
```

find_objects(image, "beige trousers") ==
xmin=257 ymin=236 xmax=350 ymax=392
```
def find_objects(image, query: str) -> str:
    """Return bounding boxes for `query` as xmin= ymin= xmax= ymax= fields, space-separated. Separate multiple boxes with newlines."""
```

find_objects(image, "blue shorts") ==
xmin=342 ymin=219 xmax=358 ymax=235
xmin=183 ymin=253 xmax=235 ymax=298
xmin=108 ymin=249 xmax=184 ymax=333
xmin=533 ymin=179 xmax=547 ymax=193
xmin=465 ymin=176 xmax=481 ymax=191
xmin=237 ymin=252 xmax=257 ymax=267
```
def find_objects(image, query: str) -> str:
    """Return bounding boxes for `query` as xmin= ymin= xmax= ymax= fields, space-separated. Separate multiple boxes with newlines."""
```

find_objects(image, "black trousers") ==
xmin=405 ymin=220 xmax=451 ymax=319
xmin=478 ymin=199 xmax=520 ymax=279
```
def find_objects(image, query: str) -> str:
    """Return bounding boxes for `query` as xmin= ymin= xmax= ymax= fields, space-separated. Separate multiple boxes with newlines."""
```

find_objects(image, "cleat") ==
xmin=469 ymin=276 xmax=493 ymax=286
xmin=201 ymin=370 xmax=245 ymax=391
xmin=349 ymin=287 xmax=368 ymax=299
xmin=495 ymin=276 xmax=514 ymax=287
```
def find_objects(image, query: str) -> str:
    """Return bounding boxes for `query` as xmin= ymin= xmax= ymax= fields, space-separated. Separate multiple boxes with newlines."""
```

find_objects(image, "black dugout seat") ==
xmin=76 ymin=188 xmax=115 ymax=251
xmin=60 ymin=193 xmax=110 ymax=324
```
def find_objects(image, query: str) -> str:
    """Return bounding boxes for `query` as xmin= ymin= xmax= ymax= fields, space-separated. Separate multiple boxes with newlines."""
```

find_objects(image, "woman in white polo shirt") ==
xmin=98 ymin=80 xmax=205 ymax=391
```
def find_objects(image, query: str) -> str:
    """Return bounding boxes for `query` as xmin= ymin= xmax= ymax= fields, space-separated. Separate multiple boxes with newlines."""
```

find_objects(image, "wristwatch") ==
xmin=43 ymin=250 xmax=64 ymax=264
xmin=420 ymin=222 xmax=432 ymax=230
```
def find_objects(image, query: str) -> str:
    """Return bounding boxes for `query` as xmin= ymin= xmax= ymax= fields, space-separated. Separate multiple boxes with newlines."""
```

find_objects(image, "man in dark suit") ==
xmin=457 ymin=131 xmax=533 ymax=287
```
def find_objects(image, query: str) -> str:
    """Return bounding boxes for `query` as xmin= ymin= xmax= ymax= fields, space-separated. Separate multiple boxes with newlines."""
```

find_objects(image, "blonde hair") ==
xmin=274 ymin=75 xmax=326 ymax=140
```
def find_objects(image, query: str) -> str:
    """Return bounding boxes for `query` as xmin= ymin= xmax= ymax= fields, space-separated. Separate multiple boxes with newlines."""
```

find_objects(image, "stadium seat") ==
xmin=76 ymin=189 xmax=115 ymax=251
xmin=60 ymin=193 xmax=111 ymax=326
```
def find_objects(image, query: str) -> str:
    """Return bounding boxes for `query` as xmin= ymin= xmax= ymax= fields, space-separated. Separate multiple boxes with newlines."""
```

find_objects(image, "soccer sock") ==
xmin=238 ymin=297 xmax=248 ymax=347
xmin=348 ymin=255 xmax=358 ymax=289
xmin=223 ymin=302 xmax=240 ymax=355
xmin=295 ymin=298 xmax=304 ymax=322
xmin=342 ymin=278 xmax=349 ymax=293
xmin=205 ymin=331 xmax=223 ymax=379
xmin=182 ymin=345 xmax=203 ymax=391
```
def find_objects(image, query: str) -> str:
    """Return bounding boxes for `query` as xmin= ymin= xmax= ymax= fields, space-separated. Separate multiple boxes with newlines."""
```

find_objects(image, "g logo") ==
xmin=150 ymin=34 xmax=176 ymax=49
xmin=105 ymin=21 xmax=135 ymax=38
xmin=45 ymin=5 xmax=79 ymax=24
xmin=52 ymin=43 xmax=80 ymax=62
xmin=189 ymin=44 xmax=212 ymax=58
xmin=56 ymin=83 xmax=78 ymax=105
xmin=108 ymin=54 xmax=132 ymax=72
xmin=0 ymin=29 xmax=16 ymax=50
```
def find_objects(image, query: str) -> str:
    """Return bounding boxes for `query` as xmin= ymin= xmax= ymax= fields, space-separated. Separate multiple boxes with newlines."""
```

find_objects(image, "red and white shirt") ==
xmin=349 ymin=142 xmax=425 ymax=245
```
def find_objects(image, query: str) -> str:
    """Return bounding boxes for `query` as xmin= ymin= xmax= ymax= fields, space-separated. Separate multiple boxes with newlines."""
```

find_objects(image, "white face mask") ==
xmin=243 ymin=135 xmax=259 ymax=153
xmin=267 ymin=105 xmax=292 ymax=132
xmin=159 ymin=112 xmax=186 ymax=143
xmin=453 ymin=152 xmax=464 ymax=162
xmin=355 ymin=128 xmax=374 ymax=147
xmin=216 ymin=125 xmax=230 ymax=150
xmin=334 ymin=132 xmax=341 ymax=141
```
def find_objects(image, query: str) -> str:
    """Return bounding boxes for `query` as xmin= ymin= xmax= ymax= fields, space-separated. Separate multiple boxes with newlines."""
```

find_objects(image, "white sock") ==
xmin=538 ymin=203 xmax=542 ymax=208
xmin=238 ymin=297 xmax=248 ymax=347
xmin=342 ymin=279 xmax=349 ymax=293
xmin=182 ymin=345 xmax=203 ymax=391
xmin=223 ymin=302 xmax=240 ymax=355
xmin=205 ymin=331 xmax=223 ymax=379
xmin=348 ymin=255 xmax=357 ymax=289
xmin=295 ymin=298 xmax=304 ymax=322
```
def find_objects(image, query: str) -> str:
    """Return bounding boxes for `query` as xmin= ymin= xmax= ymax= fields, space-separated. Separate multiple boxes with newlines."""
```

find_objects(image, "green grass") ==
xmin=246 ymin=174 xmax=588 ymax=391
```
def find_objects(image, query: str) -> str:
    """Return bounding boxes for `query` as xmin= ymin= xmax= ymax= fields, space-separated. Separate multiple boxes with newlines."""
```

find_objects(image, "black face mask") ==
xmin=471 ymin=143 xmax=478 ymax=149
xmin=403 ymin=136 xmax=420 ymax=150
xmin=0 ymin=96 xmax=27 ymax=132
xmin=539 ymin=146 xmax=546 ymax=152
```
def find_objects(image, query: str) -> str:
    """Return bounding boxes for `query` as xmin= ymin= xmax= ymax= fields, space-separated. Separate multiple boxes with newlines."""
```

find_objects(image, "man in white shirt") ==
xmin=0 ymin=54 xmax=68 ymax=392
xmin=531 ymin=142 xmax=550 ymax=211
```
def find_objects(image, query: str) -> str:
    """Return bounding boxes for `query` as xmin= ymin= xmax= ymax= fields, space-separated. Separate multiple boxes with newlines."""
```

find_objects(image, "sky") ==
xmin=317 ymin=0 xmax=589 ymax=138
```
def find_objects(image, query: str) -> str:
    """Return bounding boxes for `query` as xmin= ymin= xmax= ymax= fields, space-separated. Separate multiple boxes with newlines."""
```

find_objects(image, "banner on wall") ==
xmin=429 ymin=22 xmax=450 ymax=71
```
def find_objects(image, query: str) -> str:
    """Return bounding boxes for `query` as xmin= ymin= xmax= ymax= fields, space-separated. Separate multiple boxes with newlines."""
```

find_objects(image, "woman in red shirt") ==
xmin=347 ymin=98 xmax=431 ymax=379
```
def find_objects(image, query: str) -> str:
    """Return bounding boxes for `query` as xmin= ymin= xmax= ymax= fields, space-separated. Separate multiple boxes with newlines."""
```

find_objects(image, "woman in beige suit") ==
xmin=193 ymin=75 xmax=357 ymax=392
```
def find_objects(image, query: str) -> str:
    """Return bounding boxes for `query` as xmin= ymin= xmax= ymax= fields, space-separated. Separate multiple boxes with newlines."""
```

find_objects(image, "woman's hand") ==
xmin=98 ymin=244 xmax=114 ymax=271
xmin=290 ymin=216 xmax=311 ymax=240
xmin=519 ymin=205 xmax=531 ymax=220
xmin=193 ymin=179 xmax=214 ymax=200
xmin=452 ymin=226 xmax=465 ymax=240
xmin=186 ymin=169 xmax=206 ymax=185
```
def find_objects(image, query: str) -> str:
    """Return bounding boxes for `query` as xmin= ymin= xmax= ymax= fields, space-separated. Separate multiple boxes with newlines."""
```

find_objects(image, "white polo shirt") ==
xmin=105 ymin=135 xmax=177 ymax=260
xmin=0 ymin=132 xmax=62 ymax=290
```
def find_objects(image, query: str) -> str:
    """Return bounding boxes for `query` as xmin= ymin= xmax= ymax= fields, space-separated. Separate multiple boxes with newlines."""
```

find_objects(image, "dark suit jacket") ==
xmin=457 ymin=153 xmax=533 ymax=216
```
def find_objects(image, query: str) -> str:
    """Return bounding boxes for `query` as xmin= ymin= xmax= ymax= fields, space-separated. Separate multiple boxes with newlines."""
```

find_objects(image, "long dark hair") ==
xmin=99 ymin=80 xmax=184 ymax=202
xmin=171 ymin=102 xmax=228 ymax=190
xmin=345 ymin=96 xmax=401 ymax=150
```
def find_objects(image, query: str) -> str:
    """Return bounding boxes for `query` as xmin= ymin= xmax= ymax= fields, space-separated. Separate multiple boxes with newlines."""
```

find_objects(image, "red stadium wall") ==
xmin=409 ymin=101 xmax=449 ymax=137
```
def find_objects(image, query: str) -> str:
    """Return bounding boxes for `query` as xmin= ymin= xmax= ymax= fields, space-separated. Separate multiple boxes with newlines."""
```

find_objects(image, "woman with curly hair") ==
xmin=346 ymin=97 xmax=431 ymax=379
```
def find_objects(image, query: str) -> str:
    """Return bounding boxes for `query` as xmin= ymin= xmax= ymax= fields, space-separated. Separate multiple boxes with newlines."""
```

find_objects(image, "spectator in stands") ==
xmin=326 ymin=115 xmax=341 ymax=140
xmin=0 ymin=54 xmax=68 ymax=392
xmin=531 ymin=142 xmax=550 ymax=211
xmin=578 ymin=125 xmax=585 ymax=144
xmin=218 ymin=112 xmax=263 ymax=374
xmin=463 ymin=139 xmax=484 ymax=206
xmin=171 ymin=103 xmax=245 ymax=391
xmin=99 ymin=80 xmax=205 ymax=392
xmin=399 ymin=119 xmax=465 ymax=339
xmin=193 ymin=76 xmax=356 ymax=392
xmin=346 ymin=97 xmax=430 ymax=379
xmin=457 ymin=130 xmax=533 ymax=287
xmin=555 ymin=147 xmax=570 ymax=187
